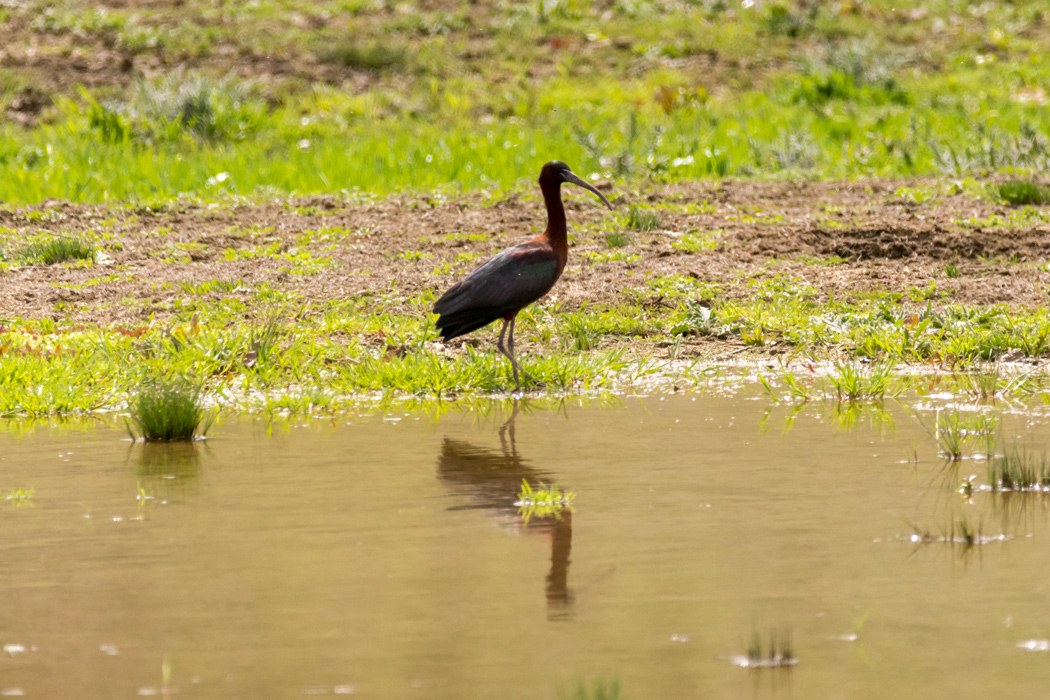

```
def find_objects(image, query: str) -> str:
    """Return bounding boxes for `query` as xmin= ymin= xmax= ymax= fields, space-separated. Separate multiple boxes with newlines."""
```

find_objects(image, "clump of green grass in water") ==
xmin=987 ymin=448 xmax=1050 ymax=492
xmin=930 ymin=410 xmax=997 ymax=462
xmin=826 ymin=360 xmax=897 ymax=402
xmin=996 ymin=180 xmax=1050 ymax=206
xmin=17 ymin=236 xmax=95 ymax=265
xmin=624 ymin=206 xmax=660 ymax=232
xmin=516 ymin=479 xmax=575 ymax=524
xmin=5 ymin=487 xmax=35 ymax=507
xmin=732 ymin=627 xmax=797 ymax=668
xmin=126 ymin=377 xmax=214 ymax=442
xmin=953 ymin=366 xmax=1003 ymax=401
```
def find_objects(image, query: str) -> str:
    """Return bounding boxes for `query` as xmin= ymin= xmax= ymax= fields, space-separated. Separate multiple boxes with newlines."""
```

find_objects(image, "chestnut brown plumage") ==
xmin=433 ymin=161 xmax=613 ymax=387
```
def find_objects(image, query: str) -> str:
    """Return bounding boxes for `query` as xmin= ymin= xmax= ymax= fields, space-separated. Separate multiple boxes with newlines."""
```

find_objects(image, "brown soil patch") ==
xmin=1 ymin=180 xmax=1049 ymax=328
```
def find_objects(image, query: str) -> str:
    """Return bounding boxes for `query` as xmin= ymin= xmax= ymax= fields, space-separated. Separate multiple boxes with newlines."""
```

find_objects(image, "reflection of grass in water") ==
xmin=559 ymin=678 xmax=621 ymax=700
xmin=516 ymin=479 xmax=575 ymax=524
xmin=953 ymin=367 xmax=1003 ymax=401
xmin=733 ymin=626 xmax=797 ymax=668
xmin=135 ymin=442 xmax=202 ymax=502
xmin=828 ymin=400 xmax=895 ymax=432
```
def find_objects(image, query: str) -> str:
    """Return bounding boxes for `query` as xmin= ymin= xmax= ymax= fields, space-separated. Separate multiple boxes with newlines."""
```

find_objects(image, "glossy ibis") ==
xmin=433 ymin=161 xmax=613 ymax=387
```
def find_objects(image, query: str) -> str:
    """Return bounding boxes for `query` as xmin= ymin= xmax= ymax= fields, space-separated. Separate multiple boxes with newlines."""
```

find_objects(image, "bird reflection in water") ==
xmin=436 ymin=401 xmax=574 ymax=619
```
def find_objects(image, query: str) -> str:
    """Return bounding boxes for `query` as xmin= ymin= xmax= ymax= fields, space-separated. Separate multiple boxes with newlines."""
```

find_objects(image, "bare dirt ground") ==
xmin=2 ymin=180 xmax=1049 ymax=327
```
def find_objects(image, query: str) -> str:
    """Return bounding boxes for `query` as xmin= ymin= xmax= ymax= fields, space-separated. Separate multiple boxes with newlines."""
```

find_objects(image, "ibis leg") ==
xmin=497 ymin=318 xmax=519 ymax=387
xmin=497 ymin=316 xmax=539 ymax=389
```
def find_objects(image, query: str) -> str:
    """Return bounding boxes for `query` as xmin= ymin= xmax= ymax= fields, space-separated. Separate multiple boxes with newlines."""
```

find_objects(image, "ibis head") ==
xmin=539 ymin=161 xmax=613 ymax=210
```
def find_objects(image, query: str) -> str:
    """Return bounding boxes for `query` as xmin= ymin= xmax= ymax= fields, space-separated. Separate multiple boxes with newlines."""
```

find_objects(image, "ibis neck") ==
xmin=541 ymin=182 xmax=568 ymax=250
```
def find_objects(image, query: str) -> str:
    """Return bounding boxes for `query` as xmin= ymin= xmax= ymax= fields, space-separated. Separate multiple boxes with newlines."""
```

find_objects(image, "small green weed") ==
xmin=516 ymin=479 xmax=575 ymax=524
xmin=672 ymin=229 xmax=720 ymax=254
xmin=5 ymin=487 xmax=35 ymax=506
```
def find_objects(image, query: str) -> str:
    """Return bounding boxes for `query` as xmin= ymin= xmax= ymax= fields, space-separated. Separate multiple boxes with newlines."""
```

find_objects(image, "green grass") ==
xmin=127 ymin=376 xmax=212 ymax=441
xmin=827 ymin=360 xmax=898 ymax=402
xmin=604 ymin=229 xmax=631 ymax=249
xmin=16 ymin=236 xmax=95 ymax=265
xmin=4 ymin=266 xmax=1050 ymax=416
xmin=995 ymin=180 xmax=1050 ymax=206
xmin=987 ymin=449 xmax=1050 ymax=492
xmin=928 ymin=410 xmax=997 ymax=462
xmin=672 ymin=229 xmax=720 ymax=254
xmin=312 ymin=40 xmax=408 ymax=70
xmin=624 ymin=206 xmax=661 ymax=232
xmin=2 ymin=1 xmax=1048 ymax=202
xmin=515 ymin=479 xmax=575 ymax=524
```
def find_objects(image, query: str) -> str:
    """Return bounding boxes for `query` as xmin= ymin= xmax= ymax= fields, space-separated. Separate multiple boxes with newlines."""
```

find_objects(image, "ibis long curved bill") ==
xmin=561 ymin=170 xmax=613 ymax=210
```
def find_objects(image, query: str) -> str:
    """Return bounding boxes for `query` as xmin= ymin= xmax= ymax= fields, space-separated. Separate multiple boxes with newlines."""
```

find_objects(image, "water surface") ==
xmin=2 ymin=392 xmax=1050 ymax=699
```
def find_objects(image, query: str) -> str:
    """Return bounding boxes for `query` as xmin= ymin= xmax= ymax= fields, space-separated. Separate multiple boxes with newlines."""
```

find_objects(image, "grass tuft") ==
xmin=624 ymin=206 xmax=660 ymax=232
xmin=827 ymin=360 xmax=897 ymax=402
xmin=18 ymin=236 xmax=95 ymax=265
xmin=931 ymin=410 xmax=996 ymax=462
xmin=987 ymin=448 xmax=1050 ymax=492
xmin=313 ymin=40 xmax=407 ymax=70
xmin=996 ymin=180 xmax=1050 ymax=206
xmin=128 ymin=376 xmax=212 ymax=442
xmin=604 ymin=229 xmax=631 ymax=249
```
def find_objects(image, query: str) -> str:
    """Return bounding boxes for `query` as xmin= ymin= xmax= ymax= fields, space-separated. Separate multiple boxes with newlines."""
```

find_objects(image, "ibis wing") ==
xmin=434 ymin=244 xmax=560 ymax=318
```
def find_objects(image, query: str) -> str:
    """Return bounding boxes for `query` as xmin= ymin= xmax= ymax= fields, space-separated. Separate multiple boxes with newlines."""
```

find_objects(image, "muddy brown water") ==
xmin=3 ymin=391 xmax=1050 ymax=699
